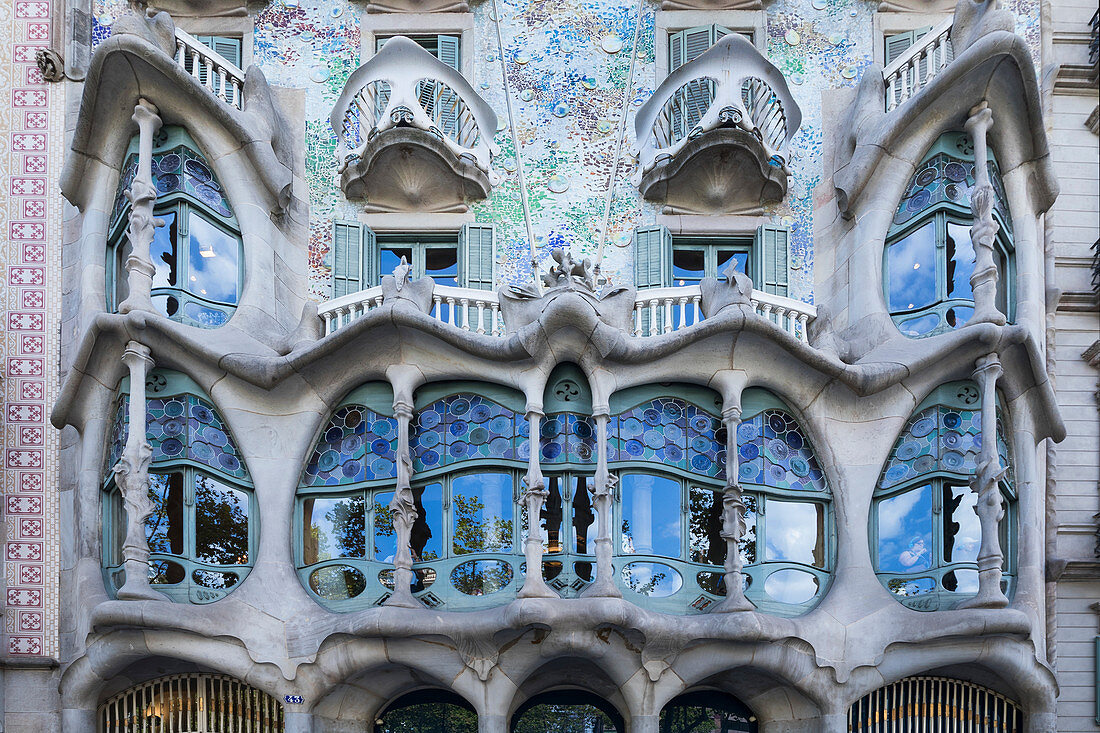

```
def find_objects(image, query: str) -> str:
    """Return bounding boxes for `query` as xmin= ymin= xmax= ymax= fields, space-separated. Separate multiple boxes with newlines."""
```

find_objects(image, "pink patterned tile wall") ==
xmin=2 ymin=0 xmax=60 ymax=658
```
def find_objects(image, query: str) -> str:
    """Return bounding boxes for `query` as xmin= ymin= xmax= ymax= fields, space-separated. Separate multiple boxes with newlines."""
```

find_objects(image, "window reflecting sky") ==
xmin=876 ymin=484 xmax=933 ymax=574
xmin=188 ymin=212 xmax=239 ymax=304
xmin=620 ymin=473 xmax=681 ymax=557
xmin=763 ymin=501 xmax=822 ymax=567
xmin=887 ymin=222 xmax=936 ymax=312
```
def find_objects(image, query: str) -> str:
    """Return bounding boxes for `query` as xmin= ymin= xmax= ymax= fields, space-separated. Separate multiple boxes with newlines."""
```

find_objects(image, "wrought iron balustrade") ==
xmin=173 ymin=28 xmax=245 ymax=109
xmin=882 ymin=18 xmax=954 ymax=111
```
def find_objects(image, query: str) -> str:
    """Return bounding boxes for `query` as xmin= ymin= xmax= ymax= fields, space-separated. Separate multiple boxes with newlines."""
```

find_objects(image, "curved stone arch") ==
xmin=648 ymin=639 xmax=828 ymax=725
xmin=502 ymin=656 xmax=634 ymax=730
xmin=843 ymin=638 xmax=1057 ymax=729
xmin=59 ymin=630 xmax=288 ymax=725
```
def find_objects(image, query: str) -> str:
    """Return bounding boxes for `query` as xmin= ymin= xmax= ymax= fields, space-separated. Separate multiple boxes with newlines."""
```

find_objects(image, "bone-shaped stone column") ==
xmin=118 ymin=99 xmax=163 ymax=315
xmin=582 ymin=411 xmax=621 ymax=598
xmin=113 ymin=341 xmax=166 ymax=601
xmin=713 ymin=404 xmax=753 ymax=612
xmin=959 ymin=352 xmax=1010 ymax=609
xmin=964 ymin=101 xmax=1006 ymax=327
xmin=518 ymin=408 xmax=557 ymax=598
xmin=385 ymin=394 xmax=420 ymax=608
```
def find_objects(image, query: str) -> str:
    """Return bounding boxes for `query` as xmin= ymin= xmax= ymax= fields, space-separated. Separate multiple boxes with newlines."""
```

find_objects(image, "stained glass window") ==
xmin=107 ymin=127 xmax=241 ymax=329
xmin=103 ymin=372 xmax=254 ymax=605
xmin=412 ymin=394 xmax=526 ymax=471
xmin=736 ymin=409 xmax=826 ymax=492
xmin=609 ymin=397 xmax=725 ymax=479
xmin=873 ymin=382 xmax=1015 ymax=611
xmin=884 ymin=131 xmax=1014 ymax=339
xmin=301 ymin=405 xmax=398 ymax=486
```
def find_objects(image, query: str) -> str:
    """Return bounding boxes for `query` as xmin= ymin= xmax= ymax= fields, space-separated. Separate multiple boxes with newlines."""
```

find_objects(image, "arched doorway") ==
xmin=660 ymin=690 xmax=758 ymax=732
xmin=377 ymin=689 xmax=477 ymax=733
xmin=98 ymin=673 xmax=283 ymax=732
xmin=511 ymin=690 xmax=625 ymax=733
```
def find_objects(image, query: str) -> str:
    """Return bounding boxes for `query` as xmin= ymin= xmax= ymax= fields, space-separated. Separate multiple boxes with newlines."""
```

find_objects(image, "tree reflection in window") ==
xmin=873 ymin=382 xmax=1015 ymax=610
xmin=103 ymin=371 xmax=254 ymax=604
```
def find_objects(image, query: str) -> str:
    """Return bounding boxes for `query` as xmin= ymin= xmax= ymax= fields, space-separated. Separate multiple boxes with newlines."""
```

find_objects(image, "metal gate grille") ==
xmin=848 ymin=676 xmax=1021 ymax=733
xmin=99 ymin=673 xmax=285 ymax=733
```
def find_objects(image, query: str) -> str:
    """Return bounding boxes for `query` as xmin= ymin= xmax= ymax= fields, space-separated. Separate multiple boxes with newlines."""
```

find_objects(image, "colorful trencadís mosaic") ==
xmin=302 ymin=405 xmax=398 ymax=486
xmin=111 ymin=146 xmax=235 ymax=227
xmin=412 ymin=395 xmax=527 ymax=471
xmin=880 ymin=403 xmax=1013 ymax=491
xmin=609 ymin=398 xmax=725 ymax=480
xmin=736 ymin=410 xmax=826 ymax=492
xmin=891 ymin=135 xmax=1011 ymax=233
xmin=106 ymin=394 xmax=251 ymax=483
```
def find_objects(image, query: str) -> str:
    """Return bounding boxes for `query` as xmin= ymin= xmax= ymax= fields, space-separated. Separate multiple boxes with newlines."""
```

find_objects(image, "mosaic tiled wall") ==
xmin=2 ymin=0 xmax=62 ymax=657
xmin=90 ymin=0 xmax=1040 ymax=305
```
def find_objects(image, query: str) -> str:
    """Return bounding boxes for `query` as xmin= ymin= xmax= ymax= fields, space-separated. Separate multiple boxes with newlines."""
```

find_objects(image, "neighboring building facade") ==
xmin=0 ymin=0 xmax=1096 ymax=730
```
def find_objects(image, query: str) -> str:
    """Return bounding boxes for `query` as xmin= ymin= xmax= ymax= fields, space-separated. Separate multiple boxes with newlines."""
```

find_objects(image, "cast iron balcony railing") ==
xmin=317 ymin=283 xmax=816 ymax=342
xmin=882 ymin=18 xmax=954 ymax=111
xmin=329 ymin=37 xmax=499 ymax=208
xmin=633 ymin=34 xmax=801 ymax=213
xmin=173 ymin=28 xmax=245 ymax=109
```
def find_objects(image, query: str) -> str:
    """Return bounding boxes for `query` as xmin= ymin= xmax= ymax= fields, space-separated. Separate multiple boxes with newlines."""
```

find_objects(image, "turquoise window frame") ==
xmin=101 ymin=370 xmax=256 ymax=605
xmin=607 ymin=385 xmax=834 ymax=617
xmin=106 ymin=126 xmax=243 ymax=329
xmin=871 ymin=382 xmax=1017 ymax=611
xmin=883 ymin=132 xmax=1015 ymax=339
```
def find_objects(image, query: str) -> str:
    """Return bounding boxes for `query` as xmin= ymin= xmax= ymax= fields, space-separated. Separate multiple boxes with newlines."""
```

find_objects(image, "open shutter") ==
xmin=885 ymin=30 xmax=918 ymax=64
xmin=460 ymin=223 xmax=495 ymax=290
xmin=435 ymin=36 xmax=462 ymax=139
xmin=436 ymin=35 xmax=461 ymax=70
xmin=683 ymin=25 xmax=717 ymax=64
xmin=755 ymin=225 xmax=789 ymax=297
xmin=633 ymin=226 xmax=672 ymax=289
xmin=332 ymin=220 xmax=361 ymax=298
xmin=211 ymin=36 xmax=242 ymax=68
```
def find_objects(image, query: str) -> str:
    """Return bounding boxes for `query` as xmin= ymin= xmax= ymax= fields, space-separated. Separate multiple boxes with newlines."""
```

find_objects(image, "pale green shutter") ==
xmin=755 ymin=225 xmax=789 ymax=297
xmin=885 ymin=30 xmax=918 ymax=64
xmin=683 ymin=25 xmax=716 ymax=64
xmin=669 ymin=29 xmax=686 ymax=72
xmin=460 ymin=223 xmax=495 ymax=290
xmin=210 ymin=37 xmax=242 ymax=68
xmin=332 ymin=221 xmax=377 ymax=295
xmin=437 ymin=35 xmax=461 ymax=70
xmin=634 ymin=226 xmax=671 ymax=289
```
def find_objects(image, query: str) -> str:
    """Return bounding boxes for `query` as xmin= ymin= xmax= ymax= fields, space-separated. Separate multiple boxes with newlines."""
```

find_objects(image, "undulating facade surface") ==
xmin=0 ymin=0 xmax=1096 ymax=730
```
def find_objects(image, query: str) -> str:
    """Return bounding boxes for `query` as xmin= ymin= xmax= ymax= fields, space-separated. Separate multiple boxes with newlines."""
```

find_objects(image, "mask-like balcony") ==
xmin=330 ymin=37 xmax=499 ymax=212
xmin=633 ymin=35 xmax=801 ymax=214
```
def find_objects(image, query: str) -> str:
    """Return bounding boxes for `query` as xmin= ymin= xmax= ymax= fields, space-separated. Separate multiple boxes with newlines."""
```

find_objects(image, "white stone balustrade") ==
xmin=173 ymin=28 xmax=245 ymax=109
xmin=329 ymin=37 xmax=498 ymax=183
xmin=882 ymin=18 xmax=953 ymax=112
xmin=633 ymin=34 xmax=801 ymax=184
xmin=319 ymin=283 xmax=816 ymax=343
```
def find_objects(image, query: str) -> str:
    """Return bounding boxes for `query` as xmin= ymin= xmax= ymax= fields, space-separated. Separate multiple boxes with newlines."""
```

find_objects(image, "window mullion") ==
xmin=935 ymin=211 xmax=948 ymax=303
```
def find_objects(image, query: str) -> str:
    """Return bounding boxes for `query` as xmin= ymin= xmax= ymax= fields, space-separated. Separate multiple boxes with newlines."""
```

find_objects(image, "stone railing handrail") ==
xmin=173 ymin=27 xmax=245 ymax=109
xmin=882 ymin=18 xmax=954 ymax=112
xmin=329 ymin=36 xmax=498 ymax=181
xmin=633 ymin=34 xmax=801 ymax=183
xmin=319 ymin=282 xmax=816 ymax=343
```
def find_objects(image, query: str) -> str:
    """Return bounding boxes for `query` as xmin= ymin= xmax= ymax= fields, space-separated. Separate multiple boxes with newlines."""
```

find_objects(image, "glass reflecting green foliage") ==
xmin=309 ymin=565 xmax=367 ymax=600
xmin=378 ymin=692 xmax=477 ymax=733
xmin=660 ymin=691 xmax=758 ymax=733
xmin=512 ymin=704 xmax=620 ymax=733
xmin=194 ymin=475 xmax=248 ymax=565
xmin=451 ymin=473 xmax=514 ymax=555
xmin=302 ymin=495 xmax=366 ymax=565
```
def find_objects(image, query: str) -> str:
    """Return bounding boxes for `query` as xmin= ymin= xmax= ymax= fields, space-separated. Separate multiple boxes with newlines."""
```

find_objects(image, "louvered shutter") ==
xmin=436 ymin=35 xmax=461 ymax=70
xmin=755 ymin=225 xmax=789 ymax=297
xmin=435 ymin=35 xmax=462 ymax=139
xmin=633 ymin=226 xmax=672 ymax=289
xmin=683 ymin=25 xmax=716 ymax=64
xmin=211 ymin=37 xmax=242 ymax=68
xmin=460 ymin=223 xmax=495 ymax=290
xmin=332 ymin=220 xmax=361 ymax=298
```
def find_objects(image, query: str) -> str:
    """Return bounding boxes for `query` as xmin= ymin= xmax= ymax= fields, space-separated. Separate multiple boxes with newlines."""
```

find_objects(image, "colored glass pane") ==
xmin=609 ymin=398 xmax=724 ymax=479
xmin=412 ymin=394 xmax=523 ymax=471
xmin=735 ymin=409 xmax=826 ymax=491
xmin=302 ymin=404 xmax=398 ymax=486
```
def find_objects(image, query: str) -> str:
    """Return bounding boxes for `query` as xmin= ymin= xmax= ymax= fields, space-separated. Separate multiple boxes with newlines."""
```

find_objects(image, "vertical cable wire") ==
xmin=490 ymin=0 xmax=540 ymax=289
xmin=595 ymin=0 xmax=647 ymax=277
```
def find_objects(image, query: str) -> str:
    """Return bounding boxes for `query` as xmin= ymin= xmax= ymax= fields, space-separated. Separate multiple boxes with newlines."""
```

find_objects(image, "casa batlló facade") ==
xmin=0 ymin=0 xmax=1096 ymax=730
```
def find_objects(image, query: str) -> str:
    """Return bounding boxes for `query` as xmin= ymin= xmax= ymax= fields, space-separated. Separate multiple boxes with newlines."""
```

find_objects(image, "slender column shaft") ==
xmin=118 ymin=99 xmax=163 ymax=315
xmin=114 ymin=341 xmax=165 ymax=601
xmin=712 ymin=405 xmax=753 ymax=612
xmin=518 ymin=410 xmax=556 ymax=598
xmin=385 ymin=398 xmax=420 ymax=608
xmin=582 ymin=412 xmax=621 ymax=598
xmin=960 ymin=352 xmax=1009 ymax=609
xmin=964 ymin=101 xmax=1006 ymax=326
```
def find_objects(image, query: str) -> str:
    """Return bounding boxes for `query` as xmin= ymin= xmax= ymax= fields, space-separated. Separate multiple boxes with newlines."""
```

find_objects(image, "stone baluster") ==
xmin=964 ymin=101 xmax=1006 ymax=326
xmin=117 ymin=99 xmax=163 ymax=315
xmin=113 ymin=341 xmax=166 ymax=601
xmin=663 ymin=298 xmax=674 ymax=333
xmin=960 ymin=353 xmax=1010 ymax=609
xmin=713 ymin=404 xmax=753 ymax=612
xmin=582 ymin=411 xmax=622 ymax=598
xmin=385 ymin=388 xmax=421 ymax=608
xmin=518 ymin=408 xmax=557 ymax=598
